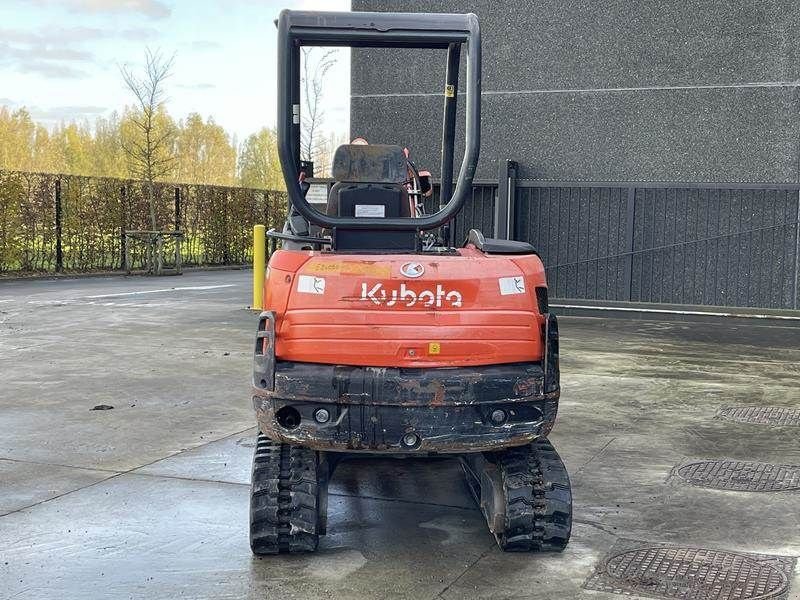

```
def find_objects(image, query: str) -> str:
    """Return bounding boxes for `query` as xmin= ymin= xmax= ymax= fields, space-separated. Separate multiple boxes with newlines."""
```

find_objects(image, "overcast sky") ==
xmin=0 ymin=0 xmax=351 ymax=141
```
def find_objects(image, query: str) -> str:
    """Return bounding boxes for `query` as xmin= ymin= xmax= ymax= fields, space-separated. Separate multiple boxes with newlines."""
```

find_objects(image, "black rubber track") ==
xmin=495 ymin=439 xmax=572 ymax=552
xmin=249 ymin=433 xmax=320 ymax=554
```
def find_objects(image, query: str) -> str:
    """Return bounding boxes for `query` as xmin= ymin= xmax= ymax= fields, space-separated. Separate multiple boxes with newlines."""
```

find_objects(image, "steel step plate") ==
xmin=672 ymin=459 xmax=800 ymax=492
xmin=585 ymin=539 xmax=795 ymax=600
xmin=718 ymin=406 xmax=800 ymax=427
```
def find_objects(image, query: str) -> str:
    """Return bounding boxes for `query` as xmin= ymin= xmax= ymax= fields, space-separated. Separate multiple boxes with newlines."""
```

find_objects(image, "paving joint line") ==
xmin=573 ymin=436 xmax=618 ymax=477
xmin=0 ymin=472 xmax=124 ymax=519
xmin=328 ymin=491 xmax=477 ymax=511
xmin=573 ymin=517 xmax=620 ymax=537
xmin=434 ymin=541 xmax=496 ymax=599
xmin=123 ymin=471 xmax=250 ymax=487
xmin=0 ymin=426 xmax=255 ymax=519
xmin=1 ymin=464 xmax=481 ymax=513
xmin=0 ymin=457 xmax=121 ymax=475
xmin=127 ymin=470 xmax=479 ymax=511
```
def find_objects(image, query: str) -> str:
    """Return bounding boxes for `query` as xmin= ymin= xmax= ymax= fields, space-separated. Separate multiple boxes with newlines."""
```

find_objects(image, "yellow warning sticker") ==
xmin=428 ymin=342 xmax=441 ymax=355
xmin=445 ymin=84 xmax=455 ymax=98
xmin=305 ymin=260 xmax=391 ymax=278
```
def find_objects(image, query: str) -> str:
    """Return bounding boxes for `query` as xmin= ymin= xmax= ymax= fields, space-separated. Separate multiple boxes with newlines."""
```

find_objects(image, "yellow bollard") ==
xmin=252 ymin=224 xmax=266 ymax=310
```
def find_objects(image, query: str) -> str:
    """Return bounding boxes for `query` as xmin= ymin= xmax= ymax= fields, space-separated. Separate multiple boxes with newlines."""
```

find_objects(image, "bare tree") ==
xmin=300 ymin=48 xmax=337 ymax=166
xmin=120 ymin=48 xmax=176 ymax=231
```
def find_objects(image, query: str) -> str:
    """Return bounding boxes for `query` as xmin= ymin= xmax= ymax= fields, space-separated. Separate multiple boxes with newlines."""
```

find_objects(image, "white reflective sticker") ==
xmin=498 ymin=276 xmax=526 ymax=295
xmin=354 ymin=204 xmax=385 ymax=217
xmin=297 ymin=274 xmax=325 ymax=294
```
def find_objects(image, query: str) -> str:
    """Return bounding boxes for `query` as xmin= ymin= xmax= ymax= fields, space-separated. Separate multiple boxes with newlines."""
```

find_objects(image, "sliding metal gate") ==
xmin=514 ymin=180 xmax=800 ymax=310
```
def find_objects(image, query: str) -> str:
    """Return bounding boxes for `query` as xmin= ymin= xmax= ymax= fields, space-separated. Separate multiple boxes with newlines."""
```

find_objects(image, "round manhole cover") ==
xmin=675 ymin=460 xmax=800 ymax=492
xmin=604 ymin=546 xmax=790 ymax=600
xmin=719 ymin=406 xmax=800 ymax=427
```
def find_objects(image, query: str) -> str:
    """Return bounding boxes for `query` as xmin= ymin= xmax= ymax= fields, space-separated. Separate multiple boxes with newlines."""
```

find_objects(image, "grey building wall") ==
xmin=351 ymin=0 xmax=800 ymax=183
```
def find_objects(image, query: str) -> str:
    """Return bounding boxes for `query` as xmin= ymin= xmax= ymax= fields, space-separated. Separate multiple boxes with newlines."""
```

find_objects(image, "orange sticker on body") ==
xmin=305 ymin=260 xmax=391 ymax=278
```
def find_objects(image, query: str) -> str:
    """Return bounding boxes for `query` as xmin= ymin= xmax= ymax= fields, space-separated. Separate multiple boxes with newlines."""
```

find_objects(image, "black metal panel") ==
xmin=332 ymin=227 xmax=417 ymax=251
xmin=629 ymin=186 xmax=800 ymax=308
xmin=515 ymin=184 xmax=629 ymax=302
xmin=514 ymin=180 xmax=800 ymax=309
xmin=427 ymin=181 xmax=496 ymax=244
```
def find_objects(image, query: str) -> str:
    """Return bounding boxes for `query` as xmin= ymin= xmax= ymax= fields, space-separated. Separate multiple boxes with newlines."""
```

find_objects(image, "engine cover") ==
xmin=264 ymin=247 xmax=548 ymax=368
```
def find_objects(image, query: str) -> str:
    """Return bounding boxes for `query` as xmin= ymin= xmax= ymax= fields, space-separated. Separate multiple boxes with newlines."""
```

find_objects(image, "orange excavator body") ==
xmin=265 ymin=246 xmax=548 ymax=369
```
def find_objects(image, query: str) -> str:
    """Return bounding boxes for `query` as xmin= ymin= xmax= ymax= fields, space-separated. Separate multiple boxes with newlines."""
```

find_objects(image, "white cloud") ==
xmin=0 ymin=0 xmax=352 ymax=140
xmin=0 ymin=26 xmax=157 ymax=44
xmin=29 ymin=104 xmax=107 ymax=121
xmin=0 ymin=41 xmax=92 ymax=78
xmin=185 ymin=40 xmax=221 ymax=51
xmin=176 ymin=82 xmax=216 ymax=90
xmin=17 ymin=61 xmax=90 ymax=79
xmin=0 ymin=24 xmax=159 ymax=81
xmin=32 ymin=0 xmax=171 ymax=19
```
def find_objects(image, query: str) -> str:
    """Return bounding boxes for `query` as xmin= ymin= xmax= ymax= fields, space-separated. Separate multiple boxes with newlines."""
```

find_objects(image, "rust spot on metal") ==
xmin=431 ymin=383 xmax=446 ymax=406
xmin=513 ymin=376 xmax=541 ymax=397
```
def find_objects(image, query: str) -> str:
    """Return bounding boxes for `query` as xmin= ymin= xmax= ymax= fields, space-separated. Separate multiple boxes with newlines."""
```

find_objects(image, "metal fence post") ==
xmin=119 ymin=185 xmax=127 ymax=270
xmin=793 ymin=190 xmax=800 ymax=309
xmin=494 ymin=160 xmax=517 ymax=240
xmin=222 ymin=190 xmax=230 ymax=265
xmin=622 ymin=186 xmax=637 ymax=301
xmin=55 ymin=179 xmax=63 ymax=273
xmin=174 ymin=187 xmax=181 ymax=231
xmin=173 ymin=186 xmax=182 ymax=273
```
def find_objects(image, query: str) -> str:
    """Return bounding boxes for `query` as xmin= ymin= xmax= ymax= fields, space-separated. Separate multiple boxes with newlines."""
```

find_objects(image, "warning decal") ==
xmin=297 ymin=274 xmax=325 ymax=294
xmin=498 ymin=276 xmax=526 ymax=295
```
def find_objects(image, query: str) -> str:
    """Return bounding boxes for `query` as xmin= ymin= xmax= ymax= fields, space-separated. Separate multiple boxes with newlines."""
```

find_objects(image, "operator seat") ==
xmin=326 ymin=144 xmax=412 ymax=218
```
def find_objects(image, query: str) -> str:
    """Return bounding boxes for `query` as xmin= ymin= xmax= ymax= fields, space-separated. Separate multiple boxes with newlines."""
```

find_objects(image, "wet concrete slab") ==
xmin=135 ymin=427 xmax=258 ymax=485
xmin=0 ymin=273 xmax=255 ymax=472
xmin=0 ymin=471 xmax=496 ymax=600
xmin=2 ymin=270 xmax=800 ymax=599
xmin=0 ymin=459 xmax=112 ymax=516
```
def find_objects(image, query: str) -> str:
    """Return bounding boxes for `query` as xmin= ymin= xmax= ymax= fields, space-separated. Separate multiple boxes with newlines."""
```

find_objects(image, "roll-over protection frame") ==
xmin=276 ymin=9 xmax=481 ymax=232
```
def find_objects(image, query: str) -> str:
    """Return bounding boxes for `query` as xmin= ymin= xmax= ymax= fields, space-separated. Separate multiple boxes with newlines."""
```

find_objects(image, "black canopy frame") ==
xmin=276 ymin=9 xmax=481 ymax=232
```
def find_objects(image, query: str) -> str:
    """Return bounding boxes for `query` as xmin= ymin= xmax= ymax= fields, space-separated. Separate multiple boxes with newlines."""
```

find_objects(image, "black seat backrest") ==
xmin=326 ymin=144 xmax=410 ymax=218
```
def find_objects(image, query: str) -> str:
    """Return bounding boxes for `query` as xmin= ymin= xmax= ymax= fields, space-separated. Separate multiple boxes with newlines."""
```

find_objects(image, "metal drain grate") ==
xmin=673 ymin=460 xmax=800 ymax=492
xmin=718 ymin=406 xmax=800 ymax=427
xmin=585 ymin=540 xmax=795 ymax=600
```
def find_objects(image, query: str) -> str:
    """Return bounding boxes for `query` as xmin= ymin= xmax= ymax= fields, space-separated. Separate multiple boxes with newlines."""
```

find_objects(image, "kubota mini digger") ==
xmin=250 ymin=9 xmax=572 ymax=554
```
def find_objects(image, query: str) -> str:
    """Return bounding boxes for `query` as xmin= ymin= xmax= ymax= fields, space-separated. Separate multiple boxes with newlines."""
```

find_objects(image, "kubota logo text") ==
xmin=360 ymin=282 xmax=463 ymax=308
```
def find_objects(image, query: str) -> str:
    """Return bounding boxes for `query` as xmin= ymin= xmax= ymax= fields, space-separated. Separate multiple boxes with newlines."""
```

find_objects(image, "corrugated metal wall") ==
xmin=516 ymin=185 xmax=630 ymax=303
xmin=450 ymin=181 xmax=800 ymax=310
xmin=628 ymin=187 xmax=800 ymax=308
xmin=429 ymin=182 xmax=497 ymax=245
xmin=516 ymin=183 xmax=800 ymax=309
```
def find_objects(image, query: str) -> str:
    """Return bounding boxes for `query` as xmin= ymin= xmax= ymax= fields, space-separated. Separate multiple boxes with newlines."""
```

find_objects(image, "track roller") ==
xmin=461 ymin=438 xmax=572 ymax=552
